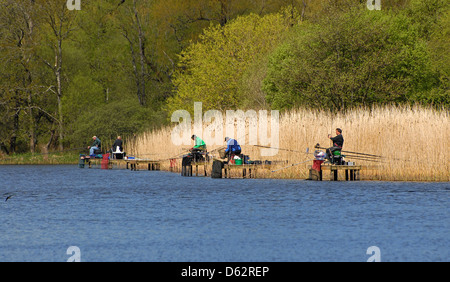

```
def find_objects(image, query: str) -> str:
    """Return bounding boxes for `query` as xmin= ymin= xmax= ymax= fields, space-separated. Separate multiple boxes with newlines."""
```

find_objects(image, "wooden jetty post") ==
xmin=309 ymin=164 xmax=362 ymax=181
xmin=222 ymin=163 xmax=273 ymax=179
xmin=223 ymin=164 xmax=252 ymax=179
xmin=120 ymin=159 xmax=161 ymax=171
xmin=181 ymin=161 xmax=208 ymax=177
xmin=209 ymin=159 xmax=280 ymax=179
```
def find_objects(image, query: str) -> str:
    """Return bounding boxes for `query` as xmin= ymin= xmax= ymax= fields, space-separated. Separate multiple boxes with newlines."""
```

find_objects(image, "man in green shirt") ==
xmin=190 ymin=135 xmax=206 ymax=162
xmin=191 ymin=135 xmax=206 ymax=151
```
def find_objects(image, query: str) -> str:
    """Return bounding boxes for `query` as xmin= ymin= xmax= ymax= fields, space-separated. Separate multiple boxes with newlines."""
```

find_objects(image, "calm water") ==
xmin=0 ymin=165 xmax=448 ymax=262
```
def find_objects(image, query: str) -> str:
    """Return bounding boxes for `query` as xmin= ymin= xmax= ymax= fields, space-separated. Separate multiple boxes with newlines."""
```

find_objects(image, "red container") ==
xmin=312 ymin=160 xmax=324 ymax=171
xmin=101 ymin=153 xmax=110 ymax=170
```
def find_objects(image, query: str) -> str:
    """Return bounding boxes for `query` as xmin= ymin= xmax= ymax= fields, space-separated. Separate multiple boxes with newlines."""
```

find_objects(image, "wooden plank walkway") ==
xmin=85 ymin=158 xmax=161 ymax=171
xmin=223 ymin=164 xmax=273 ymax=179
xmin=180 ymin=161 xmax=274 ymax=179
xmin=81 ymin=156 xmax=371 ymax=181
xmin=181 ymin=161 xmax=209 ymax=177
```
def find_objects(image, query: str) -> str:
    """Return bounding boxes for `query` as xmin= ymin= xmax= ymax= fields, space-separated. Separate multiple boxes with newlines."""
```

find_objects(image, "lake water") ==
xmin=0 ymin=165 xmax=448 ymax=262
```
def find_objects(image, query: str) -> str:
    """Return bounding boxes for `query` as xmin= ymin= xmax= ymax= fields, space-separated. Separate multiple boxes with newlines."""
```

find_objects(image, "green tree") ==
xmin=407 ymin=0 xmax=449 ymax=105
xmin=0 ymin=0 xmax=44 ymax=153
xmin=263 ymin=1 xmax=448 ymax=111
xmin=38 ymin=0 xmax=79 ymax=150
xmin=167 ymin=9 xmax=299 ymax=114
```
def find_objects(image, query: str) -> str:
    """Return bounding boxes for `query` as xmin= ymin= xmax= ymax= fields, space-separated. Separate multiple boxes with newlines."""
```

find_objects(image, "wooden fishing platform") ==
xmin=85 ymin=158 xmax=161 ymax=171
xmin=123 ymin=159 xmax=161 ymax=171
xmin=80 ymin=154 xmax=369 ymax=181
xmin=180 ymin=158 xmax=276 ymax=179
xmin=181 ymin=161 xmax=209 ymax=177
xmin=222 ymin=163 xmax=273 ymax=179
xmin=309 ymin=164 xmax=362 ymax=181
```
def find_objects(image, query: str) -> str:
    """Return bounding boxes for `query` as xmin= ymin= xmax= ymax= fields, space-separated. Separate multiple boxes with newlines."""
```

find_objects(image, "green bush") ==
xmin=263 ymin=1 xmax=449 ymax=110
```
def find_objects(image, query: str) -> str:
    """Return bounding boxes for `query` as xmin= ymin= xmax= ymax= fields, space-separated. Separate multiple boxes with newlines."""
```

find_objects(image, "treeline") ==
xmin=171 ymin=0 xmax=449 ymax=112
xmin=0 ymin=0 xmax=448 ymax=154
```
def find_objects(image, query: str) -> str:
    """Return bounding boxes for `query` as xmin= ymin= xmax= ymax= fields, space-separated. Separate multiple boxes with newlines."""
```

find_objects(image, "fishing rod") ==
xmin=271 ymin=159 xmax=316 ymax=173
xmin=165 ymin=145 xmax=225 ymax=161
xmin=312 ymin=143 xmax=384 ymax=162
xmin=341 ymin=153 xmax=382 ymax=160
xmin=343 ymin=155 xmax=383 ymax=163
xmin=314 ymin=144 xmax=383 ymax=159
xmin=315 ymin=145 xmax=408 ymax=162
xmin=208 ymin=146 xmax=227 ymax=153
xmin=303 ymin=149 xmax=381 ymax=162
xmin=253 ymin=145 xmax=382 ymax=161
xmin=306 ymin=147 xmax=381 ymax=162
xmin=340 ymin=150 xmax=382 ymax=159
xmin=168 ymin=150 xmax=192 ymax=160
xmin=251 ymin=145 xmax=310 ymax=155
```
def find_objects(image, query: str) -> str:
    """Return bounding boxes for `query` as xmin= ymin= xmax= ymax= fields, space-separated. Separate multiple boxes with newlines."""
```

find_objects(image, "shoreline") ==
xmin=1 ymin=159 xmax=448 ymax=183
xmin=0 ymin=152 xmax=80 ymax=166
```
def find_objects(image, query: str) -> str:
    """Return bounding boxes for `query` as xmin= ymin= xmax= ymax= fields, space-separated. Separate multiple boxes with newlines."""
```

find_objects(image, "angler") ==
xmin=190 ymin=135 xmax=207 ymax=162
xmin=326 ymin=128 xmax=344 ymax=163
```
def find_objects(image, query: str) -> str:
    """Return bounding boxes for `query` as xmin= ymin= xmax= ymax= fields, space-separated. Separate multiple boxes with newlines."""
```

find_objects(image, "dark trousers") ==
xmin=326 ymin=147 xmax=341 ymax=161
xmin=191 ymin=148 xmax=205 ymax=162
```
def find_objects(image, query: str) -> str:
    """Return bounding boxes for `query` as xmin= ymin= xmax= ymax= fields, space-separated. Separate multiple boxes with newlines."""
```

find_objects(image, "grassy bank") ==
xmin=0 ymin=152 xmax=79 ymax=165
xmin=129 ymin=105 xmax=449 ymax=182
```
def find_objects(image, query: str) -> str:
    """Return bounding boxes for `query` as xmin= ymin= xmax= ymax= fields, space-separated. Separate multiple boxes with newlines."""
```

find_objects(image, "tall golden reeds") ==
xmin=129 ymin=105 xmax=449 ymax=182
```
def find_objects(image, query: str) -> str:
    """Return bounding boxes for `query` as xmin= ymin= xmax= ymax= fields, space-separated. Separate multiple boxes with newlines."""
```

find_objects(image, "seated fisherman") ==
xmin=326 ymin=128 xmax=344 ymax=161
xmin=111 ymin=136 xmax=125 ymax=159
xmin=88 ymin=136 xmax=102 ymax=156
xmin=191 ymin=135 xmax=206 ymax=152
xmin=190 ymin=135 xmax=206 ymax=161
xmin=112 ymin=136 xmax=123 ymax=153
xmin=224 ymin=137 xmax=242 ymax=161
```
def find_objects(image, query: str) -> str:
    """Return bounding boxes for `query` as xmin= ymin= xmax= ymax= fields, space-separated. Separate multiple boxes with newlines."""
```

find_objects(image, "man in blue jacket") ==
xmin=224 ymin=137 xmax=241 ymax=161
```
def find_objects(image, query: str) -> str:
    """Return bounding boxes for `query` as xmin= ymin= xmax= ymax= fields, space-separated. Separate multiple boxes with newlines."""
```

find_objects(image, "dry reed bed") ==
xmin=129 ymin=106 xmax=449 ymax=182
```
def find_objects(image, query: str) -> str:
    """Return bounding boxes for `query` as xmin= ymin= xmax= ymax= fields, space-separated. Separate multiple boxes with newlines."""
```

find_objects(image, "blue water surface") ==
xmin=0 ymin=165 xmax=448 ymax=262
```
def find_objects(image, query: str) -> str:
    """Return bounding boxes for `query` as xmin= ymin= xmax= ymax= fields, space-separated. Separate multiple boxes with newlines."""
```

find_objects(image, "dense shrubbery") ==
xmin=167 ymin=8 xmax=300 ymax=113
xmin=169 ymin=0 xmax=449 ymax=112
xmin=264 ymin=0 xmax=449 ymax=110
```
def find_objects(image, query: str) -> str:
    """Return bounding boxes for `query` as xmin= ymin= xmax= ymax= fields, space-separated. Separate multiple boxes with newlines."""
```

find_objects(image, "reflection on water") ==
xmin=0 ymin=165 xmax=448 ymax=262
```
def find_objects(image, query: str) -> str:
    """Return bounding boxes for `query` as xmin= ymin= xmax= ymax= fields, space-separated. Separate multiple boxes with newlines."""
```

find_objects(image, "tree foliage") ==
xmin=263 ymin=0 xmax=449 ymax=110
xmin=168 ymin=8 xmax=299 ymax=114
xmin=0 ymin=0 xmax=447 ymax=154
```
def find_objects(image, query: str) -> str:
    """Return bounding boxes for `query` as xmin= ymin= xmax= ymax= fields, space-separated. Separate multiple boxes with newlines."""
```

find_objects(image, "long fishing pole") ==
xmin=315 ymin=145 xmax=413 ymax=162
xmin=271 ymin=159 xmax=315 ymax=173
xmin=340 ymin=150 xmax=382 ymax=158
xmin=208 ymin=146 xmax=227 ymax=153
xmin=342 ymin=153 xmax=382 ymax=160
xmin=315 ymin=145 xmax=383 ymax=158
xmin=251 ymin=145 xmax=310 ymax=155
xmin=343 ymin=155 xmax=383 ymax=163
